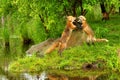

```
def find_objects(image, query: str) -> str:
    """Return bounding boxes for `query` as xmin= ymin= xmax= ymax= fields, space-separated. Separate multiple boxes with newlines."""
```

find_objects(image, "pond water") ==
xmin=0 ymin=69 xmax=120 ymax=80
xmin=0 ymin=44 xmax=120 ymax=80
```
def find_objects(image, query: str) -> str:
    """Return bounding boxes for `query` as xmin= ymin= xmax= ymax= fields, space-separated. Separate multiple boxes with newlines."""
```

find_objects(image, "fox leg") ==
xmin=86 ymin=35 xmax=95 ymax=45
xmin=45 ymin=42 xmax=59 ymax=54
xmin=58 ymin=42 xmax=67 ymax=56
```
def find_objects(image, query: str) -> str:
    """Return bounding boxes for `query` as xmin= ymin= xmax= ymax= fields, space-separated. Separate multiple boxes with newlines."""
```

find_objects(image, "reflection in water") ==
xmin=20 ymin=71 xmax=120 ymax=80
xmin=0 ymin=75 xmax=8 ymax=80
xmin=0 ymin=68 xmax=120 ymax=80
xmin=23 ymin=73 xmax=36 ymax=80
xmin=23 ymin=71 xmax=47 ymax=80
xmin=46 ymin=73 xmax=97 ymax=80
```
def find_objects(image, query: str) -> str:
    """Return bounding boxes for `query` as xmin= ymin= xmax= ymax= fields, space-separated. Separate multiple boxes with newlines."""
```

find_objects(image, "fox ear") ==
xmin=83 ymin=16 xmax=86 ymax=21
xmin=78 ymin=15 xmax=86 ymax=21
xmin=67 ymin=15 xmax=72 ymax=18
xmin=66 ymin=16 xmax=71 ymax=21
xmin=66 ymin=16 xmax=74 ymax=21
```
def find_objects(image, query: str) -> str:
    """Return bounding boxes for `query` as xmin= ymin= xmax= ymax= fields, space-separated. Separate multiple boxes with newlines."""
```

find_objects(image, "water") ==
xmin=0 ymin=70 xmax=120 ymax=80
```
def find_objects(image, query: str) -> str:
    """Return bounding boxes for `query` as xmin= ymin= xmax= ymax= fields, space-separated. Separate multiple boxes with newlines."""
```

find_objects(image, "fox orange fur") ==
xmin=45 ymin=16 xmax=77 ymax=56
xmin=78 ymin=15 xmax=108 ymax=44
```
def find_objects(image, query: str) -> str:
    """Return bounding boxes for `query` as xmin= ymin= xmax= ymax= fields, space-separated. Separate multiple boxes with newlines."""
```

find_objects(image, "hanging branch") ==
xmin=29 ymin=6 xmax=49 ymax=34
xmin=39 ymin=14 xmax=49 ymax=33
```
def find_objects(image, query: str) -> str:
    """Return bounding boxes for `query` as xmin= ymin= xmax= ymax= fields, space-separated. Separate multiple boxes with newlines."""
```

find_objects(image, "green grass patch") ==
xmin=9 ymin=44 xmax=120 ymax=72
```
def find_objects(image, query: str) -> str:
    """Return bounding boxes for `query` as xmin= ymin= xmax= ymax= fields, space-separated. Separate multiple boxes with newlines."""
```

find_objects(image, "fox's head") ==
xmin=67 ymin=16 xmax=76 ymax=22
xmin=66 ymin=16 xmax=77 ymax=29
xmin=78 ymin=15 xmax=86 ymax=21
xmin=73 ymin=17 xmax=82 ymax=29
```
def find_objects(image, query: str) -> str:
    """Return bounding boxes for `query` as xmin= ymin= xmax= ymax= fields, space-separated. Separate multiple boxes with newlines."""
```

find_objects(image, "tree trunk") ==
xmin=1 ymin=16 xmax=10 ymax=53
xmin=100 ymin=3 xmax=106 ymax=13
xmin=100 ymin=2 xmax=109 ymax=21
xmin=64 ymin=6 xmax=70 ymax=16
xmin=79 ymin=0 xmax=87 ymax=16
xmin=72 ymin=1 xmax=77 ymax=16
xmin=1 ymin=16 xmax=5 ymax=27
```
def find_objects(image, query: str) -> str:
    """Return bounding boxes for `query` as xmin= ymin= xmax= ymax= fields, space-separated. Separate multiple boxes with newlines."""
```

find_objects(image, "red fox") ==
xmin=77 ymin=15 xmax=108 ymax=44
xmin=45 ymin=16 xmax=77 ymax=56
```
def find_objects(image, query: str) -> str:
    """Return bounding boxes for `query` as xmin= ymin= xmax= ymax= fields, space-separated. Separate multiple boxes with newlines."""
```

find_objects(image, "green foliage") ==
xmin=2 ymin=27 xmax=10 ymax=42
xmin=9 ymin=55 xmax=46 ymax=72
xmin=27 ymin=18 xmax=48 ymax=43
xmin=0 ymin=0 xmax=119 ymax=44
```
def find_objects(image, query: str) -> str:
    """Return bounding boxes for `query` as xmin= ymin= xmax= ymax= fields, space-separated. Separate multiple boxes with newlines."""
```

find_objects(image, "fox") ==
xmin=77 ymin=15 xmax=109 ymax=44
xmin=45 ymin=16 xmax=77 ymax=56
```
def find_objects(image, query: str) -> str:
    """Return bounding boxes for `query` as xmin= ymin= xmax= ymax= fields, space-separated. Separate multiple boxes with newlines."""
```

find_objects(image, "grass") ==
xmin=9 ymin=14 xmax=120 ymax=72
